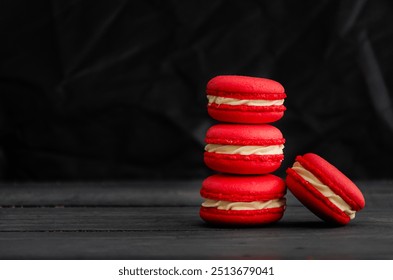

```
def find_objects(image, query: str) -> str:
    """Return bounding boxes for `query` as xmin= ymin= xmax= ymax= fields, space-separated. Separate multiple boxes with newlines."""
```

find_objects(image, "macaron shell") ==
xmin=207 ymin=75 xmax=285 ymax=98
xmin=201 ymin=174 xmax=286 ymax=202
xmin=296 ymin=153 xmax=365 ymax=211
xmin=286 ymin=168 xmax=350 ymax=225
xmin=205 ymin=124 xmax=285 ymax=146
xmin=204 ymin=152 xmax=283 ymax=174
xmin=200 ymin=206 xmax=285 ymax=225
xmin=207 ymin=105 xmax=285 ymax=124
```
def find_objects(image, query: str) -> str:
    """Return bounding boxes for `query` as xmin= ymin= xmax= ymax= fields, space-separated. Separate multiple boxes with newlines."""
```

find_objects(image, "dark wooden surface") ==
xmin=0 ymin=180 xmax=392 ymax=259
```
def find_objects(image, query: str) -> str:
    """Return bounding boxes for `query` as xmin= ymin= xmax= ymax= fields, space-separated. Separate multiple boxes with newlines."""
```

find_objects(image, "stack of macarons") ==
xmin=200 ymin=75 xmax=366 ymax=226
xmin=200 ymin=75 xmax=288 ymax=225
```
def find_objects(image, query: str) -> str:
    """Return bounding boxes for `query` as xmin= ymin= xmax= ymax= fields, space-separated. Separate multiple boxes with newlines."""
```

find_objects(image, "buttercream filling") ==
xmin=202 ymin=198 xmax=286 ymax=210
xmin=205 ymin=144 xmax=284 ymax=155
xmin=207 ymin=95 xmax=284 ymax=106
xmin=292 ymin=162 xmax=356 ymax=219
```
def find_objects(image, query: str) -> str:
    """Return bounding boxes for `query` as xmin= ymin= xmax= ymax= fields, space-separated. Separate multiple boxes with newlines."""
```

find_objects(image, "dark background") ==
xmin=1 ymin=0 xmax=392 ymax=181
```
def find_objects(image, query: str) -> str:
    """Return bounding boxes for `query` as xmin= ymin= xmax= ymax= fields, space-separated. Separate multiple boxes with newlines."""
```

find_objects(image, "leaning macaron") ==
xmin=204 ymin=124 xmax=285 ymax=174
xmin=200 ymin=174 xmax=286 ymax=225
xmin=206 ymin=75 xmax=286 ymax=124
xmin=286 ymin=153 xmax=365 ymax=225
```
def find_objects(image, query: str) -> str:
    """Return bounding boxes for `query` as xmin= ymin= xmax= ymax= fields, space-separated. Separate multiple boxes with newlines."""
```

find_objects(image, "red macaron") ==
xmin=206 ymin=75 xmax=286 ymax=124
xmin=200 ymin=174 xmax=286 ymax=225
xmin=204 ymin=124 xmax=285 ymax=174
xmin=286 ymin=153 xmax=365 ymax=225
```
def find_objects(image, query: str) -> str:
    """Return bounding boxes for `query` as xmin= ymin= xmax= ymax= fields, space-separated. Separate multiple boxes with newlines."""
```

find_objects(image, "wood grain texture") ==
xmin=0 ymin=180 xmax=382 ymax=206
xmin=0 ymin=180 xmax=391 ymax=259
xmin=0 ymin=180 xmax=204 ymax=206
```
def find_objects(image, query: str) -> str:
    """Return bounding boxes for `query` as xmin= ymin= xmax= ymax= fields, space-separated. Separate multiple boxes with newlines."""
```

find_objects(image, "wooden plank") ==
xmin=0 ymin=180 xmax=387 ymax=206
xmin=0 ymin=204 xmax=381 ymax=232
xmin=0 ymin=180 xmax=204 ymax=206
xmin=0 ymin=180 xmax=388 ymax=231
xmin=0 ymin=202 xmax=385 ymax=232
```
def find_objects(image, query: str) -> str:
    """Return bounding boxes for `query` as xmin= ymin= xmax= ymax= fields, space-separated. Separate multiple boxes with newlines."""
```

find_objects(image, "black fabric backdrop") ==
xmin=1 ymin=0 xmax=393 ymax=181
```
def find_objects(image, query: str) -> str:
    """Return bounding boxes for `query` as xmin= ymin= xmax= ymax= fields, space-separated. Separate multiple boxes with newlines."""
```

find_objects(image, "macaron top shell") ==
xmin=207 ymin=75 xmax=286 ymax=100
xmin=205 ymin=124 xmax=285 ymax=146
xmin=201 ymin=174 xmax=286 ymax=202
xmin=295 ymin=153 xmax=365 ymax=211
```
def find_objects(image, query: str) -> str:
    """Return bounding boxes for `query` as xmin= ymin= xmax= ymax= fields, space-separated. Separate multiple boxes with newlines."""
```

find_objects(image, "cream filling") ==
xmin=205 ymin=144 xmax=284 ymax=155
xmin=292 ymin=162 xmax=356 ymax=219
xmin=202 ymin=198 xmax=286 ymax=210
xmin=207 ymin=95 xmax=284 ymax=106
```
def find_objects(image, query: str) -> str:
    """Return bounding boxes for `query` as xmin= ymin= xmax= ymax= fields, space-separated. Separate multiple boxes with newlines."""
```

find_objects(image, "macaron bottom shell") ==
xmin=208 ymin=107 xmax=285 ymax=124
xmin=200 ymin=206 xmax=285 ymax=226
xmin=204 ymin=153 xmax=284 ymax=175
